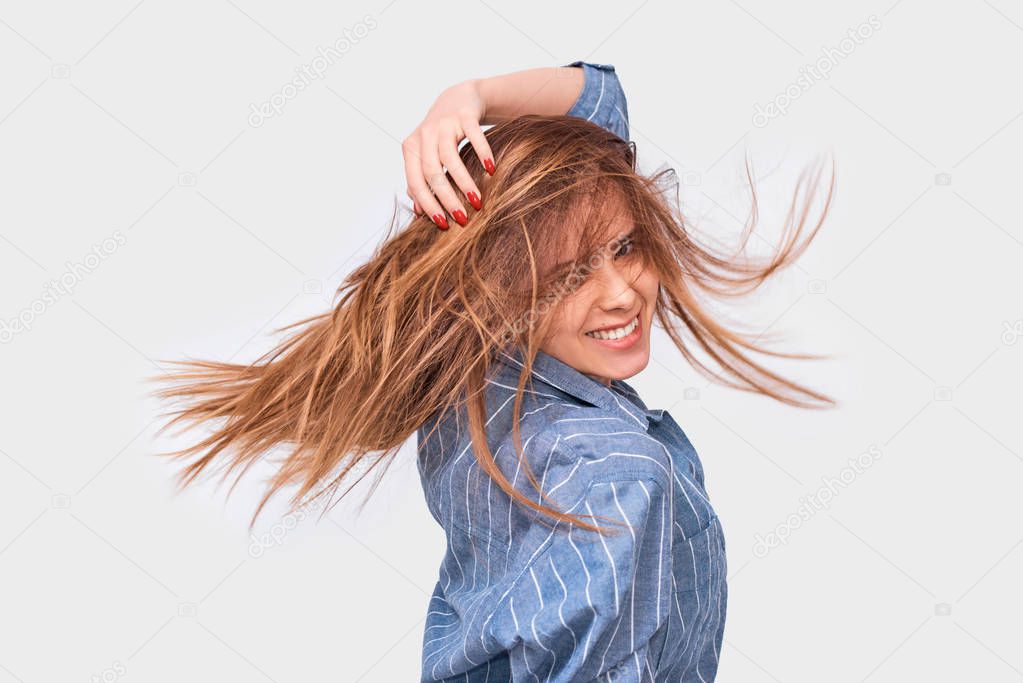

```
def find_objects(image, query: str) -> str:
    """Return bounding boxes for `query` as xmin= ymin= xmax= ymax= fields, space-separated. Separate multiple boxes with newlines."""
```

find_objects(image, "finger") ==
xmin=403 ymin=137 xmax=449 ymax=230
xmin=440 ymin=129 xmax=482 ymax=213
xmin=406 ymin=188 xmax=422 ymax=215
xmin=421 ymin=129 xmax=468 ymax=227
xmin=461 ymin=116 xmax=496 ymax=177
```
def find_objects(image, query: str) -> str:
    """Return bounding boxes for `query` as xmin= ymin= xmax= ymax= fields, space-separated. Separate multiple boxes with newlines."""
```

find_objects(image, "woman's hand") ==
xmin=402 ymin=79 xmax=496 ymax=230
xmin=404 ymin=65 xmax=586 ymax=230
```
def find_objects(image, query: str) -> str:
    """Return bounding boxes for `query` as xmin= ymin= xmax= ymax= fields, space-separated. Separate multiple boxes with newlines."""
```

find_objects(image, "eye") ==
xmin=613 ymin=236 xmax=634 ymax=260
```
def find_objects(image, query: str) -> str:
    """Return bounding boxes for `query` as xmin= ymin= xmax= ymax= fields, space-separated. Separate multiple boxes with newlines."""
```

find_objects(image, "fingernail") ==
xmin=432 ymin=214 xmax=449 ymax=230
xmin=484 ymin=158 xmax=496 ymax=176
xmin=452 ymin=209 xmax=468 ymax=226
xmin=466 ymin=191 xmax=482 ymax=211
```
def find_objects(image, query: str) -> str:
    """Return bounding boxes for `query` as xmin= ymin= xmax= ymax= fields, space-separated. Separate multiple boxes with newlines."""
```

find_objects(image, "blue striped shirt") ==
xmin=416 ymin=349 xmax=728 ymax=681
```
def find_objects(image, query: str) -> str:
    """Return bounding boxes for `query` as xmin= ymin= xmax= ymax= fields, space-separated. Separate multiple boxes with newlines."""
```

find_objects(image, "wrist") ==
xmin=473 ymin=76 xmax=496 ymax=125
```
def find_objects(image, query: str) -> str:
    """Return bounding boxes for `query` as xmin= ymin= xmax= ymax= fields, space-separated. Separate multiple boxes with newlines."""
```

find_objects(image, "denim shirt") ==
xmin=416 ymin=349 xmax=728 ymax=682
xmin=562 ymin=61 xmax=630 ymax=142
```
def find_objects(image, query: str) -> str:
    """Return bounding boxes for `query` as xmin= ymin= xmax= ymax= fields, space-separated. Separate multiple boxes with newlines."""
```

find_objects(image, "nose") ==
xmin=594 ymin=262 xmax=638 ymax=312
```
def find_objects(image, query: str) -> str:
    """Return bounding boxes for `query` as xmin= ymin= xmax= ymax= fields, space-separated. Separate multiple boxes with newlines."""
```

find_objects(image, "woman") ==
xmin=153 ymin=61 xmax=835 ymax=681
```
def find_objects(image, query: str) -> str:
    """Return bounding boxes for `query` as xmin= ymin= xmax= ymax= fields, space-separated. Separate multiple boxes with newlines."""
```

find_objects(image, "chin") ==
xmin=593 ymin=348 xmax=650 ymax=381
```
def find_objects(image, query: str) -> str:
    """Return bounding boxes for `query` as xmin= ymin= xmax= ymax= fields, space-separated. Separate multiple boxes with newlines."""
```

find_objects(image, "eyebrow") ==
xmin=547 ymin=230 xmax=635 ymax=273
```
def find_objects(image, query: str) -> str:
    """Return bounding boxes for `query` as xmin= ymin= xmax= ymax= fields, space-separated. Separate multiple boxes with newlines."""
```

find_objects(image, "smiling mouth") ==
xmin=584 ymin=315 xmax=640 ymax=340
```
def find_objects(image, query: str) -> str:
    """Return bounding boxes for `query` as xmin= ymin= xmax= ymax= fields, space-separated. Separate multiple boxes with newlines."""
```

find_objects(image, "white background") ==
xmin=1 ymin=1 xmax=1021 ymax=681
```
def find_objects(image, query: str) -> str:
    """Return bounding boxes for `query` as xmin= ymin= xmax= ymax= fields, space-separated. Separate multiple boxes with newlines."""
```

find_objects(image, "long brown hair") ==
xmin=151 ymin=114 xmax=836 ymax=535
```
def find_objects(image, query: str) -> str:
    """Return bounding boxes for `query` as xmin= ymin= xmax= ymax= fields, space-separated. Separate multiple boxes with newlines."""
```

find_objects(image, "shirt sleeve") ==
xmin=562 ymin=61 xmax=631 ymax=142
xmin=491 ymin=476 xmax=673 ymax=682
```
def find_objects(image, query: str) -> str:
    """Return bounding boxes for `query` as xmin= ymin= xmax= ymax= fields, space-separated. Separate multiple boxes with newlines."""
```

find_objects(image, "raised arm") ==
xmin=403 ymin=61 xmax=630 ymax=231
xmin=476 ymin=64 xmax=586 ymax=124
xmin=480 ymin=61 xmax=630 ymax=139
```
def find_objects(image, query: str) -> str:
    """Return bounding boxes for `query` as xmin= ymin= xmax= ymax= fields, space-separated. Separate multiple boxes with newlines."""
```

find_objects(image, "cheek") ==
xmin=638 ymin=270 xmax=660 ymax=306
xmin=549 ymin=296 xmax=590 ymax=340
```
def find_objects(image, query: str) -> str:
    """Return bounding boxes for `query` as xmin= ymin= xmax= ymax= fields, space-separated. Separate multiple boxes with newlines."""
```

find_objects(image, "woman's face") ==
xmin=541 ymin=213 xmax=660 ymax=386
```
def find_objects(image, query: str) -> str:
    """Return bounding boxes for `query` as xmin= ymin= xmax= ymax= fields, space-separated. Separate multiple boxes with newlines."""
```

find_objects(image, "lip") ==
xmin=584 ymin=314 xmax=642 ymax=350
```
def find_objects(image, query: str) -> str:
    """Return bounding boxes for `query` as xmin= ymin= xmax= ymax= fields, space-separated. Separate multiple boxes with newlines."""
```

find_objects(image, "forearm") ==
xmin=474 ymin=66 xmax=584 ymax=125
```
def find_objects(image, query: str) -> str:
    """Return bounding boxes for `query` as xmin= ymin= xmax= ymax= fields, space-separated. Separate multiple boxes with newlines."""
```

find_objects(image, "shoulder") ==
xmin=505 ymin=411 xmax=674 ymax=514
xmin=551 ymin=412 xmax=674 ymax=486
xmin=497 ymin=415 xmax=674 ymax=561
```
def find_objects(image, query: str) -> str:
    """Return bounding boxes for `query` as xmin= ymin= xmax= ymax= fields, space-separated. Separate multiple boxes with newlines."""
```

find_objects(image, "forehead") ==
xmin=556 ymin=187 xmax=634 ymax=260
xmin=595 ymin=199 xmax=635 ymax=244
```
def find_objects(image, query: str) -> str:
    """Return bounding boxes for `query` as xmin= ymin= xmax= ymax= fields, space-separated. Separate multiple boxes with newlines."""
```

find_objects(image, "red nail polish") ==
xmin=452 ymin=209 xmax=468 ymax=226
xmin=484 ymin=158 xmax=496 ymax=176
xmin=432 ymin=213 xmax=449 ymax=230
xmin=466 ymin=191 xmax=482 ymax=211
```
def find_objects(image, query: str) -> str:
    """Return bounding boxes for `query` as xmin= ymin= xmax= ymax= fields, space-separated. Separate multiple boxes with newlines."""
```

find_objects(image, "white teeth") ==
xmin=585 ymin=316 xmax=639 ymax=340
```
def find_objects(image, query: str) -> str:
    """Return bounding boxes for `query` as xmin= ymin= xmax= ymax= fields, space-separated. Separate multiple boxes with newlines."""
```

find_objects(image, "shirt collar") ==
xmin=494 ymin=347 xmax=656 ymax=428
